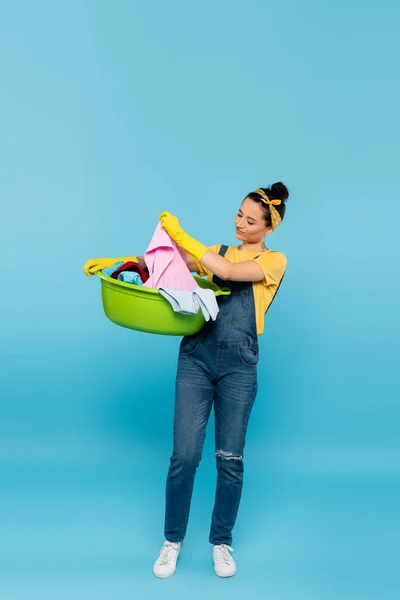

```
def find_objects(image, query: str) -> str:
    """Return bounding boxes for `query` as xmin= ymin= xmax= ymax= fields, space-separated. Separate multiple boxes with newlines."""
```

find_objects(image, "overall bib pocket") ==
xmin=221 ymin=289 xmax=249 ymax=324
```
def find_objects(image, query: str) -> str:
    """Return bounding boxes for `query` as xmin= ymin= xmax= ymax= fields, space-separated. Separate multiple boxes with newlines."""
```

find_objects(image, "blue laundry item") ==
xmin=102 ymin=262 xmax=143 ymax=285
xmin=194 ymin=287 xmax=219 ymax=321
xmin=117 ymin=271 xmax=143 ymax=285
xmin=158 ymin=286 xmax=219 ymax=322
xmin=158 ymin=289 xmax=198 ymax=315
xmin=102 ymin=261 xmax=124 ymax=277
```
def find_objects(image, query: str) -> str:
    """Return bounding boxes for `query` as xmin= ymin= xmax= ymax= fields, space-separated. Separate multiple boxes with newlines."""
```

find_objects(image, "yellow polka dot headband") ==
xmin=254 ymin=188 xmax=282 ymax=230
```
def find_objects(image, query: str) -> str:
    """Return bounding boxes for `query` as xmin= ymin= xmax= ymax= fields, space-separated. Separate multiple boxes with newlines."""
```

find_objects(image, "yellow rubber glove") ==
xmin=83 ymin=256 xmax=137 ymax=277
xmin=158 ymin=211 xmax=207 ymax=262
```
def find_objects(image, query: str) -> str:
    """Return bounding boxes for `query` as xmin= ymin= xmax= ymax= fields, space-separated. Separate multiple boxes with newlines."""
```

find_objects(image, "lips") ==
xmin=236 ymin=229 xmax=244 ymax=234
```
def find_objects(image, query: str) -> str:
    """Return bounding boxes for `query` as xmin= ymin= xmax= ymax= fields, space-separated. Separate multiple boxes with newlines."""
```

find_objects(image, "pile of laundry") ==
xmin=102 ymin=261 xmax=149 ymax=285
xmin=102 ymin=223 xmax=219 ymax=322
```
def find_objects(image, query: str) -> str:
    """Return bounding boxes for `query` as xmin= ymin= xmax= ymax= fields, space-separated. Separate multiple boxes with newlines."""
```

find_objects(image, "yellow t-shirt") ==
xmin=195 ymin=245 xmax=287 ymax=336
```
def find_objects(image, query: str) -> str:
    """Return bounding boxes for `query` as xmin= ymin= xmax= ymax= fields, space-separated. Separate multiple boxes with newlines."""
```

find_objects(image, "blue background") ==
xmin=1 ymin=1 xmax=399 ymax=598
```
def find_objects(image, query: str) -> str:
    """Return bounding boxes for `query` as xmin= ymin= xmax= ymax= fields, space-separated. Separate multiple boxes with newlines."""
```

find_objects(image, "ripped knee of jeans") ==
xmin=216 ymin=449 xmax=243 ymax=461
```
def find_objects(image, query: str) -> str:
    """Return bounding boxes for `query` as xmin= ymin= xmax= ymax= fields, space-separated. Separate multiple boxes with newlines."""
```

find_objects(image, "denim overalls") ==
xmin=164 ymin=245 xmax=261 ymax=546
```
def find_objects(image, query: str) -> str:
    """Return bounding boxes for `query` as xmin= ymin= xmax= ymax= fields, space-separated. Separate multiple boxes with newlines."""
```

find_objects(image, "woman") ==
xmin=83 ymin=182 xmax=289 ymax=579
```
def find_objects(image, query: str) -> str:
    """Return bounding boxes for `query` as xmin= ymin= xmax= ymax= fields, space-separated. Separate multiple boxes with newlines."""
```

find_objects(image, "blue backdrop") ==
xmin=1 ymin=1 xmax=399 ymax=598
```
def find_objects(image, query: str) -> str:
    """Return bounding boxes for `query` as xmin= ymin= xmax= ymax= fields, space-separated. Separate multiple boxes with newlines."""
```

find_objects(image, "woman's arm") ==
xmin=157 ymin=212 xmax=265 ymax=282
xmin=186 ymin=256 xmax=201 ymax=273
xmin=200 ymin=250 xmax=265 ymax=283
xmin=135 ymin=256 xmax=147 ymax=271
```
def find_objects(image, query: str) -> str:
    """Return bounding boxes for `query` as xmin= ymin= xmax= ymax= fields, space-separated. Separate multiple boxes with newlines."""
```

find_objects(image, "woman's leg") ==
xmin=209 ymin=352 xmax=258 ymax=546
xmin=164 ymin=345 xmax=215 ymax=543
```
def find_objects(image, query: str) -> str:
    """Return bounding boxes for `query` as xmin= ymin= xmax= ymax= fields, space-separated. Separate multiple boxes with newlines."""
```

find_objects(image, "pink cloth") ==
xmin=143 ymin=223 xmax=198 ymax=291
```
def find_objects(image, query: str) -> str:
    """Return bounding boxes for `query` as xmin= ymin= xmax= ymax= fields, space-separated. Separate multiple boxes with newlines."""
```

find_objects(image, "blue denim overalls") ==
xmin=164 ymin=245 xmax=261 ymax=546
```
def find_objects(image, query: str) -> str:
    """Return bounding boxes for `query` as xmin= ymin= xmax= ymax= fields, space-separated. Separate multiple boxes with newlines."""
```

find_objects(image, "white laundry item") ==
xmin=158 ymin=288 xmax=199 ymax=315
xmin=193 ymin=287 xmax=219 ymax=321
xmin=158 ymin=285 xmax=219 ymax=322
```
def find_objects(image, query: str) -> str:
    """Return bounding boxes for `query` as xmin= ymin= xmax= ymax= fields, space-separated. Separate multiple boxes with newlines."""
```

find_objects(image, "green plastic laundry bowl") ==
xmin=95 ymin=271 xmax=231 ymax=336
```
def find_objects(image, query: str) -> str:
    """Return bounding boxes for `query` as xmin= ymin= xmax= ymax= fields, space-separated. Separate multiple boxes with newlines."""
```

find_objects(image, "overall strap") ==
xmin=218 ymin=245 xmax=260 ymax=260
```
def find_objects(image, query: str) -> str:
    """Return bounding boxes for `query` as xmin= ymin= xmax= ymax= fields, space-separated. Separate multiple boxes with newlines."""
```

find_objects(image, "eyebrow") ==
xmin=238 ymin=208 xmax=257 ymax=223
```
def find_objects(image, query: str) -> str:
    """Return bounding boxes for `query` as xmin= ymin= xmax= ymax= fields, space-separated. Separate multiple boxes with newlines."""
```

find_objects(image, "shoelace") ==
xmin=158 ymin=542 xmax=178 ymax=566
xmin=214 ymin=544 xmax=234 ymax=565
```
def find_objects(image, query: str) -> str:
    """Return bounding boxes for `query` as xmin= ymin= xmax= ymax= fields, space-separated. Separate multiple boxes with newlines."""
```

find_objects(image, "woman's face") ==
xmin=235 ymin=197 xmax=272 ymax=243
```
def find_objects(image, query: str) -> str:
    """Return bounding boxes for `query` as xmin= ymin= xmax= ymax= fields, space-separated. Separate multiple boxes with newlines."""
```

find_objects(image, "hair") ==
xmin=245 ymin=182 xmax=289 ymax=228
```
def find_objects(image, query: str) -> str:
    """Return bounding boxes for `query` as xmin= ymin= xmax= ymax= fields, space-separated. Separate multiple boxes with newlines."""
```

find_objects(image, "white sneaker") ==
xmin=212 ymin=544 xmax=236 ymax=577
xmin=153 ymin=540 xmax=182 ymax=578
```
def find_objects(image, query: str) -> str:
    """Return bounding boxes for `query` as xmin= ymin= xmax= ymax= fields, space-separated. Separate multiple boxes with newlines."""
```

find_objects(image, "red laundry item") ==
xmin=110 ymin=261 xmax=150 ymax=283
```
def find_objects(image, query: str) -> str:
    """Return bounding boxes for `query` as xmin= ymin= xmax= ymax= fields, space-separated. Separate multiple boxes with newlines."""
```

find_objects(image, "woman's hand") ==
xmin=158 ymin=211 xmax=184 ymax=245
xmin=83 ymin=257 xmax=117 ymax=276
xmin=83 ymin=255 xmax=138 ymax=276
xmin=158 ymin=210 xmax=207 ymax=262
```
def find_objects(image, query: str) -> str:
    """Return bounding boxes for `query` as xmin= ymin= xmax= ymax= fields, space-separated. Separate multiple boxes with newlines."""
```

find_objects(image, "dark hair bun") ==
xmin=270 ymin=182 xmax=289 ymax=202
